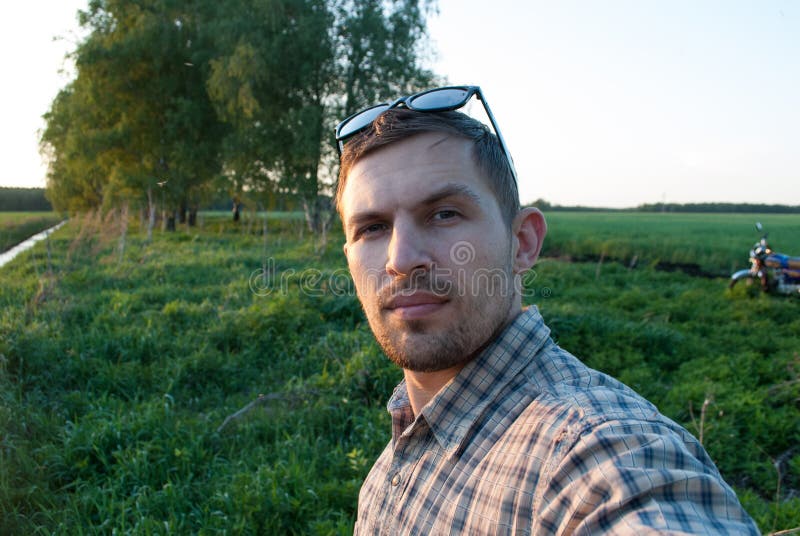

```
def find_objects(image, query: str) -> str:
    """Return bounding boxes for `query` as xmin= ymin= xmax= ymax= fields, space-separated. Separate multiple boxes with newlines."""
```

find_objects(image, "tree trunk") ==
xmin=188 ymin=206 xmax=197 ymax=227
xmin=300 ymin=99 xmax=327 ymax=235
xmin=178 ymin=200 xmax=187 ymax=224
xmin=149 ymin=204 xmax=156 ymax=236
xmin=118 ymin=202 xmax=129 ymax=262
xmin=303 ymin=197 xmax=321 ymax=233
xmin=146 ymin=187 xmax=156 ymax=241
xmin=303 ymin=195 xmax=333 ymax=237
xmin=317 ymin=215 xmax=329 ymax=254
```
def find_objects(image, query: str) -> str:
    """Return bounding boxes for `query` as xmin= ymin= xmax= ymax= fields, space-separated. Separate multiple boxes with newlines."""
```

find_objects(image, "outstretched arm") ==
xmin=536 ymin=418 xmax=759 ymax=535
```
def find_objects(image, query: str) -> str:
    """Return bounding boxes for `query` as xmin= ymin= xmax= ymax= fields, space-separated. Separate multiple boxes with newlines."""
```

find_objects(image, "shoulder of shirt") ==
xmin=519 ymin=338 xmax=676 ymax=434
xmin=499 ymin=307 xmax=665 ymax=428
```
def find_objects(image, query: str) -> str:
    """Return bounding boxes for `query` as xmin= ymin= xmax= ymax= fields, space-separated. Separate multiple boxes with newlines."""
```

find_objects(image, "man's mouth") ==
xmin=384 ymin=292 xmax=449 ymax=320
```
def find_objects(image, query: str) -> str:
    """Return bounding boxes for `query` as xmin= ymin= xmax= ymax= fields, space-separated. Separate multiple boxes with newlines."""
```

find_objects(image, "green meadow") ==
xmin=0 ymin=212 xmax=64 ymax=253
xmin=1 ymin=212 xmax=798 ymax=534
xmin=542 ymin=211 xmax=800 ymax=275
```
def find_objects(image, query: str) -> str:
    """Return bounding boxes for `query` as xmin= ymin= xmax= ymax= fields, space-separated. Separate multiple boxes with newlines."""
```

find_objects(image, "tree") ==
xmin=0 ymin=188 xmax=52 ymax=212
xmin=40 ymin=80 xmax=113 ymax=213
xmin=41 ymin=0 xmax=225 ymax=228
xmin=206 ymin=0 xmax=437 ymax=231
xmin=336 ymin=0 xmax=437 ymax=116
xmin=42 ymin=0 xmax=437 ymax=231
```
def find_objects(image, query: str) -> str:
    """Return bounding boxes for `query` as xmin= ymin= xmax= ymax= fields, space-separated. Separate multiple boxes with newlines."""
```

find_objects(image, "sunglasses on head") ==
xmin=334 ymin=85 xmax=517 ymax=184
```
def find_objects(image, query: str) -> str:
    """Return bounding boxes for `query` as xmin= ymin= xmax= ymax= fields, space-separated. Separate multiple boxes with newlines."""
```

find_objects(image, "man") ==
xmin=335 ymin=86 xmax=758 ymax=534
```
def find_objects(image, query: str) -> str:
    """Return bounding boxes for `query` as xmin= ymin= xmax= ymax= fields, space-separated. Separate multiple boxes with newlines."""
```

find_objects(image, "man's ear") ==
xmin=343 ymin=242 xmax=349 ymax=259
xmin=511 ymin=207 xmax=547 ymax=273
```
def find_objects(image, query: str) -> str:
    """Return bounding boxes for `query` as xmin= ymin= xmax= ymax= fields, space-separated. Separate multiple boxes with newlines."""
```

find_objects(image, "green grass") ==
xmin=525 ymin=260 xmax=800 ymax=532
xmin=0 ymin=212 xmax=64 ymax=253
xmin=0 ymin=211 xmax=798 ymax=533
xmin=200 ymin=210 xmax=306 ymax=221
xmin=542 ymin=212 xmax=800 ymax=275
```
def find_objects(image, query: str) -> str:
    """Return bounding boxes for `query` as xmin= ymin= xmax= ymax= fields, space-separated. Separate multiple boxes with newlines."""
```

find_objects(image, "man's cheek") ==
xmin=352 ymin=272 xmax=376 ymax=305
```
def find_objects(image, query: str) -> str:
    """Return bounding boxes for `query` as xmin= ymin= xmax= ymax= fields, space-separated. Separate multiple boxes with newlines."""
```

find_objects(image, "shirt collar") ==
xmin=385 ymin=306 xmax=551 ymax=455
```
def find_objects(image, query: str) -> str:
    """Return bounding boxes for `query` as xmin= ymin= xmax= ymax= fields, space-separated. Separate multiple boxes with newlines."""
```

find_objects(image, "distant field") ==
xmin=0 ymin=211 xmax=60 ymax=224
xmin=0 ymin=212 xmax=64 ymax=252
xmin=200 ymin=210 xmax=305 ymax=220
xmin=542 ymin=212 xmax=800 ymax=275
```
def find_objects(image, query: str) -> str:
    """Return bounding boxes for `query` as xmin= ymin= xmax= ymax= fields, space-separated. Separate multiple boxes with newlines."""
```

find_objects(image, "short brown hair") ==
xmin=336 ymin=109 xmax=520 ymax=226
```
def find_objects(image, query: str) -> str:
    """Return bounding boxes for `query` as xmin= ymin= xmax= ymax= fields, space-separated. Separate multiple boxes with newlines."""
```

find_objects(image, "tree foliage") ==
xmin=41 ymin=0 xmax=438 ymax=228
xmin=40 ymin=0 xmax=226 ymax=220
xmin=205 ymin=0 xmax=437 ymax=230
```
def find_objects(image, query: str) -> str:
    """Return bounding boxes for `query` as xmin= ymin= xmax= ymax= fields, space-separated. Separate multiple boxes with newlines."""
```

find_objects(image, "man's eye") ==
xmin=432 ymin=210 xmax=458 ymax=221
xmin=357 ymin=223 xmax=388 ymax=238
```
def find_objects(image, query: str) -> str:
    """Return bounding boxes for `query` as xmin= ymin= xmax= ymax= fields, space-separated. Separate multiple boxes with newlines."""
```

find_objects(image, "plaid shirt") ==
xmin=354 ymin=307 xmax=758 ymax=535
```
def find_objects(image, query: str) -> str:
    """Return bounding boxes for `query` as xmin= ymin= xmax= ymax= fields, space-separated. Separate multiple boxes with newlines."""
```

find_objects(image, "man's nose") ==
xmin=385 ymin=220 xmax=432 ymax=277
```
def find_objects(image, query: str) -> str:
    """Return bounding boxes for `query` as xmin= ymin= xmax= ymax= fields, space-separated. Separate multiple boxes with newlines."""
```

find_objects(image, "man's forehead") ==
xmin=341 ymin=134 xmax=480 ymax=208
xmin=351 ymin=132 xmax=472 ymax=175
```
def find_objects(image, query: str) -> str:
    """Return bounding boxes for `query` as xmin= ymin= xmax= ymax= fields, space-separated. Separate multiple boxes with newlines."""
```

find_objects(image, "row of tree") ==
xmin=0 ymin=188 xmax=53 ymax=212
xmin=41 ymin=0 xmax=438 ymax=232
xmin=636 ymin=202 xmax=800 ymax=214
xmin=528 ymin=199 xmax=800 ymax=214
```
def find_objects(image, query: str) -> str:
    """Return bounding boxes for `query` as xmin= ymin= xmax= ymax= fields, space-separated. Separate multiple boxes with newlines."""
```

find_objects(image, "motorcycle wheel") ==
xmin=729 ymin=276 xmax=760 ymax=291
xmin=729 ymin=277 xmax=746 ymax=289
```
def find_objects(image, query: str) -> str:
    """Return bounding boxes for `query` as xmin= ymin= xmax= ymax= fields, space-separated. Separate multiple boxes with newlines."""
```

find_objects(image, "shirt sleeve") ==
xmin=535 ymin=417 xmax=760 ymax=535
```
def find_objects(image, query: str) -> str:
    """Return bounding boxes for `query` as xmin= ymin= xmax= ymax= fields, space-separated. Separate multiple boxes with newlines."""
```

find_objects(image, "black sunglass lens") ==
xmin=338 ymin=105 xmax=390 ymax=139
xmin=407 ymin=88 xmax=470 ymax=111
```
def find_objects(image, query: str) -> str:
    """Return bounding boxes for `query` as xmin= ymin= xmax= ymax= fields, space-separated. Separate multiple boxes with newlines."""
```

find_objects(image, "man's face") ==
xmin=341 ymin=133 xmax=519 ymax=372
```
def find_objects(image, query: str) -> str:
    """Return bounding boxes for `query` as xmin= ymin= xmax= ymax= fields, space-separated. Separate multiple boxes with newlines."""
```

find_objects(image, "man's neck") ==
xmin=403 ymin=305 xmax=525 ymax=416
xmin=403 ymin=364 xmax=466 ymax=416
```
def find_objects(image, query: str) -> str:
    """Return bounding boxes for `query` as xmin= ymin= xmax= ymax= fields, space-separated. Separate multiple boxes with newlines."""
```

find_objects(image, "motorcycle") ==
xmin=729 ymin=223 xmax=800 ymax=295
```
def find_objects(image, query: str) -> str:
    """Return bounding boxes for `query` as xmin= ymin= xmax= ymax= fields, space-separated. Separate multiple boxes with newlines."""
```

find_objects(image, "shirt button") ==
xmin=391 ymin=472 xmax=401 ymax=486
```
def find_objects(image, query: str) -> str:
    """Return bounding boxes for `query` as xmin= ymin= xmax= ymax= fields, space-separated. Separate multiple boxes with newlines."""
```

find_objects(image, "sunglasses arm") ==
xmin=476 ymin=89 xmax=519 ymax=184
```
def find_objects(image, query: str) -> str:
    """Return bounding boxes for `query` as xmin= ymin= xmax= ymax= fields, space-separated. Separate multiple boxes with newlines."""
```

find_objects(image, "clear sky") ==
xmin=2 ymin=0 xmax=798 ymax=208
xmin=427 ymin=0 xmax=799 ymax=206
xmin=0 ymin=1 xmax=86 ymax=192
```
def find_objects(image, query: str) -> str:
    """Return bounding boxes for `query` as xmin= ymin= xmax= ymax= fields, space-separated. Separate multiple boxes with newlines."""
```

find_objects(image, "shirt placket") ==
xmin=383 ymin=416 xmax=430 ymax=533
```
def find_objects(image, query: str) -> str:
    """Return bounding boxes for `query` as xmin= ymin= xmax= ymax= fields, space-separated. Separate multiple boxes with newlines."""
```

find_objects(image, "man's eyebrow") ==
xmin=420 ymin=183 xmax=483 ymax=207
xmin=346 ymin=211 xmax=383 ymax=230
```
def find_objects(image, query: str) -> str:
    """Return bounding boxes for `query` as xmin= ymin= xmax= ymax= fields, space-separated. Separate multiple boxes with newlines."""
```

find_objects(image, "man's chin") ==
xmin=377 ymin=331 xmax=476 ymax=373
xmin=386 ymin=352 xmax=473 ymax=374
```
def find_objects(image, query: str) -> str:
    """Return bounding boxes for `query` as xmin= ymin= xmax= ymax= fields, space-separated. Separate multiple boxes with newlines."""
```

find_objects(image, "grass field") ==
xmin=1 ymin=211 xmax=798 ymax=534
xmin=0 ymin=212 xmax=64 ymax=253
xmin=543 ymin=211 xmax=800 ymax=275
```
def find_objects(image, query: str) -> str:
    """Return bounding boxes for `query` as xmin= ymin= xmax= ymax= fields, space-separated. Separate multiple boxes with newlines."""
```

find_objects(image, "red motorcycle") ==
xmin=729 ymin=223 xmax=800 ymax=295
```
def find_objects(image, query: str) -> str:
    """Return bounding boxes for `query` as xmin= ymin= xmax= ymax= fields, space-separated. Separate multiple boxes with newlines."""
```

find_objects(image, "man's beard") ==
xmin=363 ymin=264 xmax=515 ymax=373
